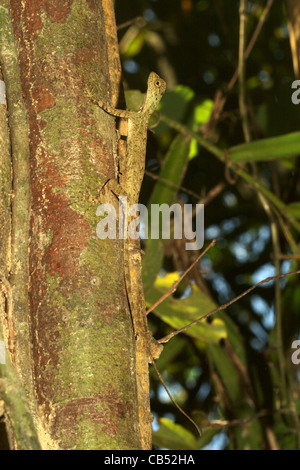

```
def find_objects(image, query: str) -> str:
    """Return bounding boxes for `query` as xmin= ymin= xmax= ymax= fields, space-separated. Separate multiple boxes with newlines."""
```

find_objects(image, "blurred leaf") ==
xmin=218 ymin=313 xmax=247 ymax=366
xmin=125 ymin=89 xmax=161 ymax=127
xmin=229 ymin=132 xmax=300 ymax=162
xmin=147 ymin=273 xmax=227 ymax=344
xmin=152 ymin=418 xmax=201 ymax=450
xmin=152 ymin=418 xmax=222 ymax=450
xmin=189 ymin=138 xmax=198 ymax=159
xmin=115 ymin=0 xmax=300 ymax=451
xmin=150 ymin=334 xmax=187 ymax=373
xmin=120 ymin=29 xmax=146 ymax=58
xmin=157 ymin=85 xmax=195 ymax=134
xmin=192 ymin=99 xmax=214 ymax=126
xmin=162 ymin=85 xmax=195 ymax=118
xmin=143 ymin=136 xmax=191 ymax=292
xmin=272 ymin=419 xmax=298 ymax=450
xmin=125 ymin=89 xmax=144 ymax=110
xmin=189 ymin=99 xmax=213 ymax=159
xmin=286 ymin=202 xmax=300 ymax=219
xmin=207 ymin=343 xmax=243 ymax=404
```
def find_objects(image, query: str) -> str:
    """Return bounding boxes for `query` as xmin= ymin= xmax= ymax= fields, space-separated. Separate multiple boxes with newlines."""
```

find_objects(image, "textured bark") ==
xmin=0 ymin=1 xmax=32 ymax=393
xmin=0 ymin=0 xmax=143 ymax=449
xmin=0 ymin=2 xmax=40 ymax=449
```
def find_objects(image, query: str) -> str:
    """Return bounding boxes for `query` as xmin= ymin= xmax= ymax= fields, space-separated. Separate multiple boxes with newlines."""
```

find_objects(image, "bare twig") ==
xmin=144 ymin=169 xmax=205 ymax=200
xmin=206 ymin=0 xmax=274 ymax=131
xmin=207 ymin=407 xmax=294 ymax=429
xmin=160 ymin=112 xmax=300 ymax=234
xmin=231 ymin=0 xmax=274 ymax=91
xmin=158 ymin=269 xmax=300 ymax=344
xmin=239 ymin=0 xmax=252 ymax=143
xmin=146 ymin=240 xmax=216 ymax=316
xmin=117 ymin=16 xmax=146 ymax=31
xmin=278 ymin=254 xmax=300 ymax=260
xmin=245 ymin=0 xmax=274 ymax=58
xmin=272 ymin=205 xmax=300 ymax=256
xmin=151 ymin=360 xmax=202 ymax=437
xmin=224 ymin=150 xmax=238 ymax=184
xmin=145 ymin=169 xmax=226 ymax=212
xmin=259 ymin=192 xmax=290 ymax=415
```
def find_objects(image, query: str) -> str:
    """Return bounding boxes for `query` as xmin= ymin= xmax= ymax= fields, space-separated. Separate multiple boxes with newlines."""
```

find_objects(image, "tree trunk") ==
xmin=0 ymin=0 xmax=148 ymax=450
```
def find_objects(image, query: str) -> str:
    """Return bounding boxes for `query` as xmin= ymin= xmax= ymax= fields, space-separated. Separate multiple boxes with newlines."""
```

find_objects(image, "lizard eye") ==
xmin=155 ymin=80 xmax=161 ymax=88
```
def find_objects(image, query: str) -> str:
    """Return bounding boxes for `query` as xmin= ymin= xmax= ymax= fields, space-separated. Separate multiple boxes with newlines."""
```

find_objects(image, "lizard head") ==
xmin=141 ymin=72 xmax=166 ymax=115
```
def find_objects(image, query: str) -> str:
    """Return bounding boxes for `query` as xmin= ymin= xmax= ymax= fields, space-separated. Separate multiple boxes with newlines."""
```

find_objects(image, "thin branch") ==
xmin=238 ymin=0 xmax=291 ymax=425
xmin=160 ymin=112 xmax=300 ymax=234
xmin=245 ymin=0 xmax=274 ymax=59
xmin=237 ymin=169 xmax=300 ymax=233
xmin=145 ymin=169 xmax=226 ymax=209
xmin=158 ymin=269 xmax=300 ymax=344
xmin=238 ymin=0 xmax=252 ymax=143
xmin=189 ymin=182 xmax=226 ymax=223
xmin=206 ymin=0 xmax=274 ymax=130
xmin=271 ymin=205 xmax=300 ymax=256
xmin=278 ymin=254 xmax=300 ymax=260
xmin=117 ymin=16 xmax=146 ymax=31
xmin=144 ymin=169 xmax=205 ymax=200
xmin=159 ymin=113 xmax=224 ymax=159
xmin=151 ymin=359 xmax=202 ymax=437
xmin=146 ymin=240 xmax=216 ymax=316
xmin=259 ymin=193 xmax=289 ymax=407
xmin=207 ymin=407 xmax=295 ymax=430
xmin=230 ymin=0 xmax=274 ymax=91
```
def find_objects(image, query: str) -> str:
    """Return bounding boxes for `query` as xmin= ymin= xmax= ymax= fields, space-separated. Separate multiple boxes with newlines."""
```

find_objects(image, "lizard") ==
xmin=87 ymin=72 xmax=166 ymax=449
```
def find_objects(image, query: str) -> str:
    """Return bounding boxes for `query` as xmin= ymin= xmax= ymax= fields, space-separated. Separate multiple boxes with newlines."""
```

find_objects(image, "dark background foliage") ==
xmin=114 ymin=0 xmax=300 ymax=450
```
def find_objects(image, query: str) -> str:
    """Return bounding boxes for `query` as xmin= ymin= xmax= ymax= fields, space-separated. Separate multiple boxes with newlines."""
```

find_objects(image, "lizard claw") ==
xmin=149 ymin=336 xmax=164 ymax=362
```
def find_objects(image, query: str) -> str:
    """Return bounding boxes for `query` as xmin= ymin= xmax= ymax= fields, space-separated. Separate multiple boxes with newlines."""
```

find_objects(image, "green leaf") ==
xmin=152 ymin=418 xmax=200 ymax=450
xmin=149 ymin=135 xmax=190 ymax=205
xmin=143 ymin=135 xmax=191 ymax=292
xmin=125 ymin=89 xmax=161 ymax=127
xmin=150 ymin=334 xmax=187 ymax=373
xmin=218 ymin=312 xmax=247 ymax=366
xmin=157 ymin=85 xmax=195 ymax=134
xmin=189 ymin=138 xmax=198 ymax=159
xmin=229 ymin=132 xmax=300 ymax=162
xmin=121 ymin=30 xmax=146 ymax=58
xmin=286 ymin=202 xmax=300 ymax=219
xmin=152 ymin=417 xmax=221 ymax=450
xmin=146 ymin=272 xmax=227 ymax=344
xmin=188 ymin=99 xmax=213 ymax=159
xmin=207 ymin=343 xmax=244 ymax=404
xmin=192 ymin=99 xmax=213 ymax=126
xmin=124 ymin=89 xmax=144 ymax=111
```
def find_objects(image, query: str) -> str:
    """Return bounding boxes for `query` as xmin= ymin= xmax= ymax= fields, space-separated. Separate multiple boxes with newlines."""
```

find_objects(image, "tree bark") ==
xmin=0 ymin=0 xmax=146 ymax=450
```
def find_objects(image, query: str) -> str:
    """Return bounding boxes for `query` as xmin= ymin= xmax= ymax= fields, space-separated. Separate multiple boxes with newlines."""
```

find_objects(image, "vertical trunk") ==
xmin=0 ymin=0 xmax=147 ymax=449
